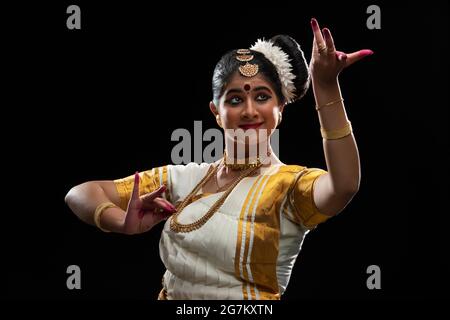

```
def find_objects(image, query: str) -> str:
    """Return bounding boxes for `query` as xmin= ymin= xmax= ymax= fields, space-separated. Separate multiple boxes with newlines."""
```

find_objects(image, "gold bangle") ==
xmin=320 ymin=121 xmax=353 ymax=140
xmin=94 ymin=202 xmax=117 ymax=232
xmin=316 ymin=98 xmax=343 ymax=111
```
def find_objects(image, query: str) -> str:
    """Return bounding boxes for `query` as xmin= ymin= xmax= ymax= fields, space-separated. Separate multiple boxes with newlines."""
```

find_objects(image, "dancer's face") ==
xmin=214 ymin=72 xmax=283 ymax=133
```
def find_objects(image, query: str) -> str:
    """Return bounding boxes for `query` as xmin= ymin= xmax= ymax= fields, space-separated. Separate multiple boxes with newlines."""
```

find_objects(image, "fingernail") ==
xmin=323 ymin=28 xmax=330 ymax=37
xmin=360 ymin=49 xmax=374 ymax=56
xmin=164 ymin=204 xmax=175 ymax=212
xmin=311 ymin=18 xmax=318 ymax=29
xmin=135 ymin=172 xmax=139 ymax=182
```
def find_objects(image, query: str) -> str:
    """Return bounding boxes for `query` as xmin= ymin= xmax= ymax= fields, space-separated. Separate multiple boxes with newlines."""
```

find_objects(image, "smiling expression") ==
xmin=212 ymin=72 xmax=283 ymax=133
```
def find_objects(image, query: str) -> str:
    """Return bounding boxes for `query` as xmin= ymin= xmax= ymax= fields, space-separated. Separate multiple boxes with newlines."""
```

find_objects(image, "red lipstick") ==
xmin=239 ymin=122 xmax=263 ymax=130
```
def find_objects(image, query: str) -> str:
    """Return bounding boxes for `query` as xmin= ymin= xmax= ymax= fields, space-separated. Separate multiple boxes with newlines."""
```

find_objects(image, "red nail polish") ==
xmin=360 ymin=49 xmax=374 ymax=56
xmin=170 ymin=206 xmax=177 ymax=213
xmin=311 ymin=18 xmax=318 ymax=29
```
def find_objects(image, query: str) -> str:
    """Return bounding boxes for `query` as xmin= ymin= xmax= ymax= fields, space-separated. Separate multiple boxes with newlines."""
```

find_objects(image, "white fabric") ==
xmin=159 ymin=163 xmax=309 ymax=299
xmin=277 ymin=214 xmax=309 ymax=294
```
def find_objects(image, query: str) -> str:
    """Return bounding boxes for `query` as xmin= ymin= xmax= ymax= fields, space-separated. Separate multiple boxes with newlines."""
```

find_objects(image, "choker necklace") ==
xmin=223 ymin=150 xmax=271 ymax=170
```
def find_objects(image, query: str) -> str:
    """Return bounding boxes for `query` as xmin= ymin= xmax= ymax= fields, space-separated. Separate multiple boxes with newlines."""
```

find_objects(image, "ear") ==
xmin=279 ymin=104 xmax=285 ymax=113
xmin=209 ymin=101 xmax=219 ymax=116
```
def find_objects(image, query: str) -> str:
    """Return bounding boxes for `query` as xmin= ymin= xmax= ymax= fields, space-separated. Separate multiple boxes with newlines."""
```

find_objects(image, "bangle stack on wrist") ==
xmin=94 ymin=202 xmax=118 ymax=232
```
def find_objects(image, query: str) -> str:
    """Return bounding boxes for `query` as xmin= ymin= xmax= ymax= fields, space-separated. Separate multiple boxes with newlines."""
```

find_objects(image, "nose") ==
xmin=241 ymin=98 xmax=258 ymax=120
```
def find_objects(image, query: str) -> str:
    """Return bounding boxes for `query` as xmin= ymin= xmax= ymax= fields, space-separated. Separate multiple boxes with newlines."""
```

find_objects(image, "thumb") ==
xmin=345 ymin=49 xmax=374 ymax=67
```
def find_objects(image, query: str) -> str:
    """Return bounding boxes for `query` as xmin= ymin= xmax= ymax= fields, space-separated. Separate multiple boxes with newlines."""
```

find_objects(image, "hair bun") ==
xmin=270 ymin=35 xmax=310 ymax=102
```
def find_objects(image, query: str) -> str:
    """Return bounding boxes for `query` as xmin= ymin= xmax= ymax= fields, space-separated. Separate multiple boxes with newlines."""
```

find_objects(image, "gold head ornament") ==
xmin=236 ymin=48 xmax=259 ymax=77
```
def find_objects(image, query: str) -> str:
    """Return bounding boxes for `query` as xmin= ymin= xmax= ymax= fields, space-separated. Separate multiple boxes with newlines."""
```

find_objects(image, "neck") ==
xmin=223 ymin=142 xmax=275 ymax=171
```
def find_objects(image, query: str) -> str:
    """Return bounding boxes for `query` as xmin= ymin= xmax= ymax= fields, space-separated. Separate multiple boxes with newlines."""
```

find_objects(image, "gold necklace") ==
xmin=170 ymin=160 xmax=262 ymax=233
xmin=214 ymin=165 xmax=238 ymax=192
xmin=223 ymin=149 xmax=271 ymax=171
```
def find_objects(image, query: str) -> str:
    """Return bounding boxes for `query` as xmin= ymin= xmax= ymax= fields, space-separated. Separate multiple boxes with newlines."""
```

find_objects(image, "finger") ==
xmin=152 ymin=207 xmax=174 ymax=216
xmin=140 ymin=185 xmax=167 ymax=203
xmin=140 ymin=200 xmax=171 ymax=212
xmin=141 ymin=196 xmax=176 ymax=212
xmin=128 ymin=172 xmax=142 ymax=211
xmin=345 ymin=49 xmax=374 ymax=67
xmin=141 ymin=206 xmax=174 ymax=223
xmin=126 ymin=172 xmax=143 ymax=214
xmin=311 ymin=18 xmax=326 ymax=53
xmin=153 ymin=197 xmax=177 ymax=212
xmin=322 ymin=28 xmax=336 ymax=54
xmin=140 ymin=201 xmax=158 ymax=210
xmin=152 ymin=207 xmax=175 ymax=220
xmin=336 ymin=50 xmax=348 ymax=61
xmin=131 ymin=172 xmax=140 ymax=200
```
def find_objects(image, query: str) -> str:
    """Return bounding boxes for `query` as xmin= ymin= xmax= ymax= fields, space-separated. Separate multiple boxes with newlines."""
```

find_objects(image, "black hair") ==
xmin=212 ymin=34 xmax=310 ymax=106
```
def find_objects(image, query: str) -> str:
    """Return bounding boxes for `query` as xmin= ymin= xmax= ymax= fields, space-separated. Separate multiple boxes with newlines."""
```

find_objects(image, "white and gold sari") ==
xmin=114 ymin=162 xmax=330 ymax=300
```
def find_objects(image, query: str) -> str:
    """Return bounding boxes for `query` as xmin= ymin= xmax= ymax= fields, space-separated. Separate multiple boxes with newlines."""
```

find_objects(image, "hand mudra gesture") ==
xmin=122 ymin=172 xmax=177 ymax=235
xmin=310 ymin=18 xmax=373 ymax=86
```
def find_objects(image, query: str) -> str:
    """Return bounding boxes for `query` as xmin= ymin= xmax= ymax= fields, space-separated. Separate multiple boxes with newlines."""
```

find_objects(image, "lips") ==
xmin=239 ymin=122 xmax=263 ymax=130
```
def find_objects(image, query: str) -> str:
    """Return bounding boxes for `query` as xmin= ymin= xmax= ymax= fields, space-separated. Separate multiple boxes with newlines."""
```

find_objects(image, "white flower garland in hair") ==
xmin=250 ymin=39 xmax=296 ymax=103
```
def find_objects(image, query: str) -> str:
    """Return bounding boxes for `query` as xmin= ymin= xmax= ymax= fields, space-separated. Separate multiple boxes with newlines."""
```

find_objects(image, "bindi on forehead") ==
xmin=244 ymin=84 xmax=251 ymax=92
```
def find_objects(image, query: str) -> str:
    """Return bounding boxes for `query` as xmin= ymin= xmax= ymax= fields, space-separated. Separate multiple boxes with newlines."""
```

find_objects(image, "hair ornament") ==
xmin=250 ymin=39 xmax=297 ymax=103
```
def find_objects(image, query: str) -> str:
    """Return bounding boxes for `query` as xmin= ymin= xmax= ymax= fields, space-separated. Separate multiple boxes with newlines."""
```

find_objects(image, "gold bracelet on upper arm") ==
xmin=320 ymin=121 xmax=353 ymax=140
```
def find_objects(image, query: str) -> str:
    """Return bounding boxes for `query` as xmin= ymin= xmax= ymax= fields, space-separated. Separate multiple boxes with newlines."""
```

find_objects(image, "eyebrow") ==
xmin=226 ymin=86 xmax=273 ymax=95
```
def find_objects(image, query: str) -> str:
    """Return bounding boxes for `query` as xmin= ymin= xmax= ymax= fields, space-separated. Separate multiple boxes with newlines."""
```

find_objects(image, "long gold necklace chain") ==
xmin=170 ymin=161 xmax=262 ymax=233
xmin=173 ymin=163 xmax=219 ymax=215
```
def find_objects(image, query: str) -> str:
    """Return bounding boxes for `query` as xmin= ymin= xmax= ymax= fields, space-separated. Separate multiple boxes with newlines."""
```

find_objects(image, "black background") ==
xmin=2 ymin=0 xmax=448 ymax=304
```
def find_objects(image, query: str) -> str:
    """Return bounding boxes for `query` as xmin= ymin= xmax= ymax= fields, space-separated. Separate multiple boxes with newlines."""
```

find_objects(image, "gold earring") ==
xmin=216 ymin=115 xmax=222 ymax=128
xmin=277 ymin=111 xmax=282 ymax=127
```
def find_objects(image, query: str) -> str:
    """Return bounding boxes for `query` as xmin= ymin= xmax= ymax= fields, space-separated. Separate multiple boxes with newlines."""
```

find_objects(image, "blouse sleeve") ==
xmin=287 ymin=168 xmax=331 ymax=229
xmin=113 ymin=165 xmax=172 ymax=211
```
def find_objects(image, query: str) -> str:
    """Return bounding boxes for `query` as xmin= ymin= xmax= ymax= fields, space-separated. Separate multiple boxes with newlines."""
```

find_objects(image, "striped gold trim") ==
xmin=235 ymin=175 xmax=264 ymax=299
